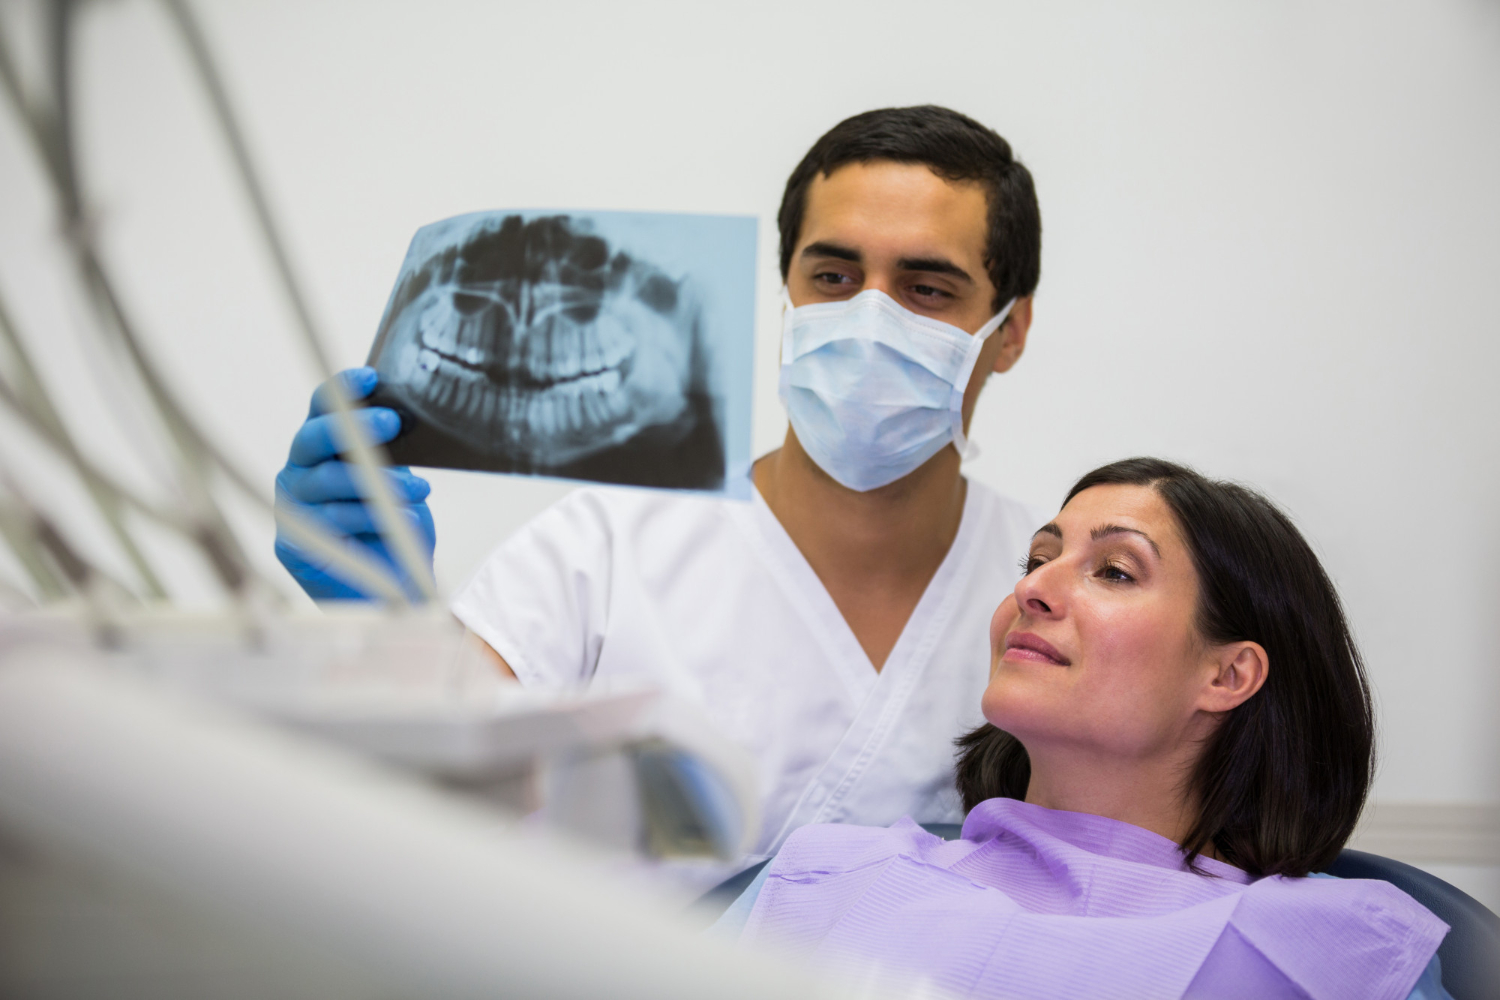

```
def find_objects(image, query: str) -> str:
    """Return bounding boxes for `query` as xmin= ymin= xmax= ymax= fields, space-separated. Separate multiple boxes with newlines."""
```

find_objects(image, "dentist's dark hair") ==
xmin=778 ymin=105 xmax=1042 ymax=310
xmin=955 ymin=457 xmax=1375 ymax=878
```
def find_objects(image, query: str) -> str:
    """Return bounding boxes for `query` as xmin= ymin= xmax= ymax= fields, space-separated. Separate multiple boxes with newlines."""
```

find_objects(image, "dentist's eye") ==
xmin=909 ymin=283 xmax=952 ymax=300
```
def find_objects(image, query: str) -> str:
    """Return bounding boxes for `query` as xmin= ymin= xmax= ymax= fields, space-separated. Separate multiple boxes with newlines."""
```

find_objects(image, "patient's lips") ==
xmin=1004 ymin=632 xmax=1071 ymax=666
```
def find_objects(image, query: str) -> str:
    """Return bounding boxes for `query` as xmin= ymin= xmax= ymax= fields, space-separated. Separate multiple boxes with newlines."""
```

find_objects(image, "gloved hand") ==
xmin=274 ymin=367 xmax=436 ymax=600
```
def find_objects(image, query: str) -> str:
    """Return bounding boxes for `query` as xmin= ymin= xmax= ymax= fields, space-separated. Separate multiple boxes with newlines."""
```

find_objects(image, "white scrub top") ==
xmin=451 ymin=477 xmax=1043 ymax=880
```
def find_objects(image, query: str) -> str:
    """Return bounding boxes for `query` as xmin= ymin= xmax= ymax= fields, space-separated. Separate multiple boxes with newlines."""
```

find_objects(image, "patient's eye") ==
xmin=1020 ymin=554 xmax=1046 ymax=575
xmin=1099 ymin=560 xmax=1135 ymax=583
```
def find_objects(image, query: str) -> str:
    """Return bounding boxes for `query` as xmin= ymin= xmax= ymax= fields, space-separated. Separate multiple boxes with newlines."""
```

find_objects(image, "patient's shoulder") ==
xmin=1228 ymin=872 xmax=1449 ymax=997
xmin=1243 ymin=868 xmax=1447 ymax=920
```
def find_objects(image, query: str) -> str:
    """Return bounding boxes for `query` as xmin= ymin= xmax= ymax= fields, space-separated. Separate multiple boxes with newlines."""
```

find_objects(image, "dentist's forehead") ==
xmin=798 ymin=162 xmax=990 ymax=267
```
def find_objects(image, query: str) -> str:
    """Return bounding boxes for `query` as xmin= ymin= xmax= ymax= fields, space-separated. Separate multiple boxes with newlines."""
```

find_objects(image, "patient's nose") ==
xmin=1015 ymin=562 xmax=1063 ymax=618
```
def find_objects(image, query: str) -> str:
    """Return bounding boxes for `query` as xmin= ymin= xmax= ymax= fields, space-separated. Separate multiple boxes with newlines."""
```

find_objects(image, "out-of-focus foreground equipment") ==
xmin=0 ymin=0 xmax=430 ymax=612
xmin=0 ymin=612 xmax=842 ymax=999
xmin=0 ymin=4 xmax=869 ymax=997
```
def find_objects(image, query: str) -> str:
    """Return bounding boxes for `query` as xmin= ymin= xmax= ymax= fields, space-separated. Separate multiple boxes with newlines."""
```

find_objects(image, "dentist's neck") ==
xmin=753 ymin=431 xmax=966 ymax=671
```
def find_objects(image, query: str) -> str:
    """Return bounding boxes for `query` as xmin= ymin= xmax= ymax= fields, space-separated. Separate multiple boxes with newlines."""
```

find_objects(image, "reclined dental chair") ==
xmin=1321 ymin=848 xmax=1499 ymax=1000
xmin=700 ymin=824 xmax=1500 ymax=1000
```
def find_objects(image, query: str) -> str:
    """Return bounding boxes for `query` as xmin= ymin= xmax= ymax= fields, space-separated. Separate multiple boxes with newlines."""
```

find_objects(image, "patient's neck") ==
xmin=1021 ymin=741 xmax=1206 ymax=857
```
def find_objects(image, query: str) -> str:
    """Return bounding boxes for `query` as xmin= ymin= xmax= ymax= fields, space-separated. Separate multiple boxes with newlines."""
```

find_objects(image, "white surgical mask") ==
xmin=778 ymin=288 xmax=1016 ymax=492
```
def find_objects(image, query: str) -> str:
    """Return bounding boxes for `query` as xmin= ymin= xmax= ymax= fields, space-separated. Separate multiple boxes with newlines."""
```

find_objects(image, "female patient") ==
xmin=723 ymin=458 xmax=1449 ymax=1000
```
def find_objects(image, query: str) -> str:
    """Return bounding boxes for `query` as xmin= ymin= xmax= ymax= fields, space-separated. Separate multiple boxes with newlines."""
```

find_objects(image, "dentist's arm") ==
xmin=274 ymin=367 xmax=435 ymax=600
xmin=464 ymin=628 xmax=518 ymax=681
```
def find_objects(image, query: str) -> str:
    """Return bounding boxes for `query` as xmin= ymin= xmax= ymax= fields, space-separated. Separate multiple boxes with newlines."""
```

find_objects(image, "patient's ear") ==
xmin=1198 ymin=641 xmax=1269 ymax=713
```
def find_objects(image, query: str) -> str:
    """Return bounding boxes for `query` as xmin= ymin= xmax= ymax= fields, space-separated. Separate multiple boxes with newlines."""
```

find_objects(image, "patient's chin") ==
xmin=980 ymin=666 xmax=1093 ymax=750
xmin=979 ymin=676 xmax=1043 ymax=737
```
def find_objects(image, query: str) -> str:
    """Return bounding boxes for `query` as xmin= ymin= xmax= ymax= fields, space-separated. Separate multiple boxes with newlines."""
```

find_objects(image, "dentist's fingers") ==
xmin=276 ymin=462 xmax=430 ymax=505
xmin=288 ymin=406 xmax=402 ymax=467
xmin=305 ymin=500 xmax=432 ymax=538
xmin=308 ymin=366 xmax=380 ymax=418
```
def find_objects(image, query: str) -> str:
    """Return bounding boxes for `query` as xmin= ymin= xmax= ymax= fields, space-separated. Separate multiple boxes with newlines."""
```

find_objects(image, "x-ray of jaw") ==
xmin=367 ymin=211 xmax=755 ymax=493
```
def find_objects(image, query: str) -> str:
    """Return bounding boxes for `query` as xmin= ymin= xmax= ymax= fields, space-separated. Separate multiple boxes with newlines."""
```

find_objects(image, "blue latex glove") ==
xmin=274 ymin=367 xmax=436 ymax=600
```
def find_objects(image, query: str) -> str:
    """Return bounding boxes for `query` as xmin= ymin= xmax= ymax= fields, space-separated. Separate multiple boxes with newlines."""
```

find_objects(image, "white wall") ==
xmin=0 ymin=0 xmax=1496 ymax=816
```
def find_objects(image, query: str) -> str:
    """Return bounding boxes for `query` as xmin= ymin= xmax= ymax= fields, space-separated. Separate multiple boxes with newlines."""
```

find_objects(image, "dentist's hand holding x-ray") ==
xmin=275 ymin=366 xmax=435 ymax=600
xmin=274 ymin=105 xmax=1042 ymax=889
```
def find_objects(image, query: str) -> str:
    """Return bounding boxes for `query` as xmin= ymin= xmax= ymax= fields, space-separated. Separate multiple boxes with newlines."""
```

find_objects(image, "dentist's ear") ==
xmin=962 ymin=296 xmax=1036 ymax=430
xmin=1198 ymin=641 xmax=1270 ymax=714
xmin=990 ymin=296 xmax=1033 ymax=374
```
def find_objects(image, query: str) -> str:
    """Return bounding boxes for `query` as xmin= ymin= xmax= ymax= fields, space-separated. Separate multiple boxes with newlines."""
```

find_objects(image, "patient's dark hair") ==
xmin=777 ymin=105 xmax=1042 ymax=310
xmin=955 ymin=457 xmax=1375 ymax=878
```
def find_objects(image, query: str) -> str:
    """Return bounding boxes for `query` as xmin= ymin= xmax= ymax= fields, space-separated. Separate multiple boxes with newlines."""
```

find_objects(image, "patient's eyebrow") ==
xmin=1033 ymin=523 xmax=1062 ymax=540
xmin=801 ymin=241 xmax=862 ymax=264
xmin=1091 ymin=524 xmax=1161 ymax=557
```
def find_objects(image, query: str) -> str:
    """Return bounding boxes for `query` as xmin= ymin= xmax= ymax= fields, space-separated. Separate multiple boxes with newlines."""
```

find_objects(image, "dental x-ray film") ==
xmin=366 ymin=210 xmax=755 ymax=495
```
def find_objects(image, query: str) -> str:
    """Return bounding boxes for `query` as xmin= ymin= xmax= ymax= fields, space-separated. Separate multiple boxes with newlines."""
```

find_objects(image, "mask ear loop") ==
xmin=776 ymin=286 xmax=796 ymax=407
xmin=948 ymin=297 xmax=1017 ymax=461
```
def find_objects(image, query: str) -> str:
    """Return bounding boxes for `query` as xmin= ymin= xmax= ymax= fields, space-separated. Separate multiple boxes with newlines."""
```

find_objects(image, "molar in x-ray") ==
xmin=368 ymin=212 xmax=729 ymax=489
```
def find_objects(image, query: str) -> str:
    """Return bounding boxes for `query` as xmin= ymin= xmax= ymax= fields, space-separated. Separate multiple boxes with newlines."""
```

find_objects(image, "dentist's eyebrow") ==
xmin=896 ymin=256 xmax=974 ymax=284
xmin=801 ymin=241 xmax=862 ymax=264
xmin=1091 ymin=524 xmax=1161 ymax=557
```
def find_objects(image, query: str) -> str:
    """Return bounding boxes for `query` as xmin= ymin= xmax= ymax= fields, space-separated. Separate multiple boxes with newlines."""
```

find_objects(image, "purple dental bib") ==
xmin=740 ymin=798 xmax=1447 ymax=1000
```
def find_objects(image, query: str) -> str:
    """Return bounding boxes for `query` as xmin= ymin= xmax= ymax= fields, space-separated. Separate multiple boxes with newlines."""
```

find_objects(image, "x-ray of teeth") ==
xmin=366 ymin=211 xmax=754 ymax=494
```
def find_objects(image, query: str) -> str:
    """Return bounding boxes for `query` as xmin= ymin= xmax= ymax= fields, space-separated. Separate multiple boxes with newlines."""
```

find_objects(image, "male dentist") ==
xmin=275 ymin=105 xmax=1044 ymax=882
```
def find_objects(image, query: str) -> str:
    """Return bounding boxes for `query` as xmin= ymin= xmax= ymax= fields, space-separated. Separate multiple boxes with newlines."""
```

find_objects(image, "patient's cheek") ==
xmin=990 ymin=595 xmax=1019 ymax=654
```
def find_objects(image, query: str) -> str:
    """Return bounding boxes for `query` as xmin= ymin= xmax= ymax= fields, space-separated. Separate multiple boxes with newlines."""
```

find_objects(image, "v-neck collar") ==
xmin=727 ymin=474 xmax=987 ymax=705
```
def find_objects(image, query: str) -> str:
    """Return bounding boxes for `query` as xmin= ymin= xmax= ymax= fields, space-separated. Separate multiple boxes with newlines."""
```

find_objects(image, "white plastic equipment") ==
xmin=0 ymin=611 xmax=885 ymax=1000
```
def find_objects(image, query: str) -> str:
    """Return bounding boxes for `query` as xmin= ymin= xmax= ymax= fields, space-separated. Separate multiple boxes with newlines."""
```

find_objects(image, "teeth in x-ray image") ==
xmin=377 ymin=215 xmax=700 ymax=469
